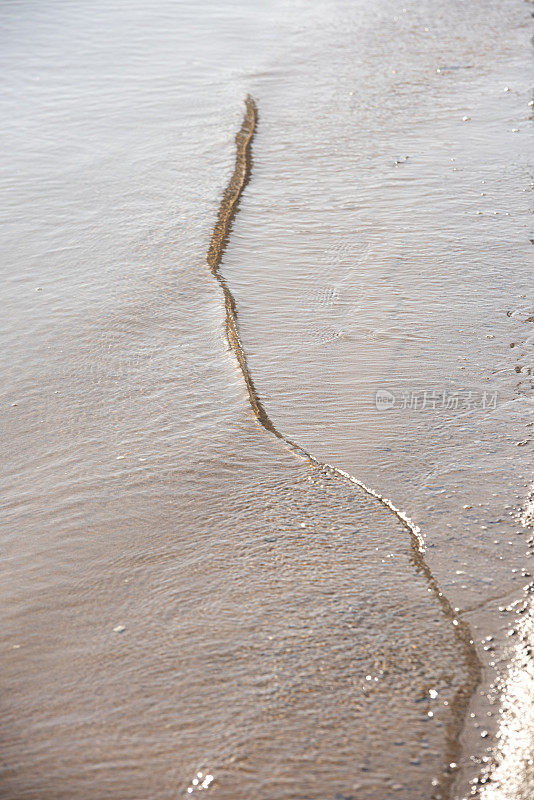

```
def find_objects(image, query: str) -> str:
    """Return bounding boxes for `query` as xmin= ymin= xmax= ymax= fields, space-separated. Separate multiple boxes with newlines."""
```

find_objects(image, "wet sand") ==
xmin=1 ymin=1 xmax=533 ymax=798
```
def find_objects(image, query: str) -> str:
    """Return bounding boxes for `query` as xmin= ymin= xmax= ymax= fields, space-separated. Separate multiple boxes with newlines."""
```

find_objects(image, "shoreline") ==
xmin=207 ymin=95 xmax=484 ymax=800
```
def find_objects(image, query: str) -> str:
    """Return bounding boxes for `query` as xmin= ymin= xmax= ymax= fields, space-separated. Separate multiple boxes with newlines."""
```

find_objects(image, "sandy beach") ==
xmin=1 ymin=1 xmax=533 ymax=798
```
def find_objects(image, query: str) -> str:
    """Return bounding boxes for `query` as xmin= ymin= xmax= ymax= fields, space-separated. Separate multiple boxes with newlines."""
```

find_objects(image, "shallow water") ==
xmin=1 ymin=1 xmax=533 ymax=799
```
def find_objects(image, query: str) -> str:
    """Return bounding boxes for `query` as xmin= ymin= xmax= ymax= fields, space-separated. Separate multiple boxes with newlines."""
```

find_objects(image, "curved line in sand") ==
xmin=206 ymin=94 xmax=482 ymax=800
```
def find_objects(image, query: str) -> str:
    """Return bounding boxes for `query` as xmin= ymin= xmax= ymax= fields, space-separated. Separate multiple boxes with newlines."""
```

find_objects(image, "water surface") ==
xmin=1 ymin=1 xmax=533 ymax=799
